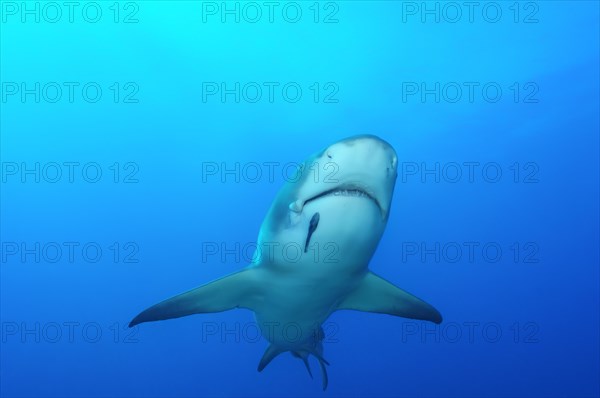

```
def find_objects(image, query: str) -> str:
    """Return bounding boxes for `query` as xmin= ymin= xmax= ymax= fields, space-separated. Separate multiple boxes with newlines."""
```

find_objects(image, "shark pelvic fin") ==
xmin=318 ymin=355 xmax=329 ymax=391
xmin=259 ymin=344 xmax=330 ymax=390
xmin=257 ymin=344 xmax=285 ymax=372
xmin=292 ymin=351 xmax=313 ymax=379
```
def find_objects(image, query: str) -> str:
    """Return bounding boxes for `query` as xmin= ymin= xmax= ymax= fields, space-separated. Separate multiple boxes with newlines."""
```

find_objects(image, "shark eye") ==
xmin=326 ymin=151 xmax=333 ymax=159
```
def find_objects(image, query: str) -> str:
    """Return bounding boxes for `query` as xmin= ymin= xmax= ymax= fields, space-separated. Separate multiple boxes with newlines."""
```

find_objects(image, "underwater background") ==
xmin=1 ymin=1 xmax=599 ymax=397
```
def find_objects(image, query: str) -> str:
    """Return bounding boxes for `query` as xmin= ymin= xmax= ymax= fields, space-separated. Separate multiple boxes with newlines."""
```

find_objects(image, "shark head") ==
xmin=291 ymin=134 xmax=398 ymax=220
xmin=258 ymin=135 xmax=398 ymax=269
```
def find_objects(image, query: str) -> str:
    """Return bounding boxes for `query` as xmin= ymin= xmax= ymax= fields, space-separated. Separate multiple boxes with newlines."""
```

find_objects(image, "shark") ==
xmin=129 ymin=135 xmax=442 ymax=390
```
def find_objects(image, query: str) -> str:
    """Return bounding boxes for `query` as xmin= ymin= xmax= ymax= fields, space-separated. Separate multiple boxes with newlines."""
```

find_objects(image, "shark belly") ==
xmin=253 ymin=267 xmax=362 ymax=348
xmin=253 ymin=196 xmax=380 ymax=346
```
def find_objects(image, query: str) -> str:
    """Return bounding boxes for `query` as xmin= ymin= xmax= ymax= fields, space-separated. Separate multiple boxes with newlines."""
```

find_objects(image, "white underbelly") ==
xmin=253 ymin=269 xmax=362 ymax=347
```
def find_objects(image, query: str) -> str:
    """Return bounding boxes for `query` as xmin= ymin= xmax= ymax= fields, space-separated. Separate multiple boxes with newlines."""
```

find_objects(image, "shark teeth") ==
xmin=303 ymin=187 xmax=379 ymax=210
xmin=331 ymin=189 xmax=370 ymax=197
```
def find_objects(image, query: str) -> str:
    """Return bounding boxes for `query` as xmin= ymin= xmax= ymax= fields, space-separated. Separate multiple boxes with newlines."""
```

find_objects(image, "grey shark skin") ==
xmin=129 ymin=135 xmax=442 ymax=390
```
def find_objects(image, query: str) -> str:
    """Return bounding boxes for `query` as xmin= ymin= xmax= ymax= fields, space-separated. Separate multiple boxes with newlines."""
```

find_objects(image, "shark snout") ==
xmin=327 ymin=134 xmax=398 ymax=176
xmin=327 ymin=134 xmax=398 ymax=214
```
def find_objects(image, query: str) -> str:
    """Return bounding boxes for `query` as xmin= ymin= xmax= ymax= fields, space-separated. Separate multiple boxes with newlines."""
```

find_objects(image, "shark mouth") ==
xmin=303 ymin=186 xmax=381 ymax=212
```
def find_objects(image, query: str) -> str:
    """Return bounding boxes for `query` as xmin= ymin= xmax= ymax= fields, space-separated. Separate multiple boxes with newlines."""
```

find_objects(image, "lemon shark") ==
xmin=129 ymin=135 xmax=442 ymax=389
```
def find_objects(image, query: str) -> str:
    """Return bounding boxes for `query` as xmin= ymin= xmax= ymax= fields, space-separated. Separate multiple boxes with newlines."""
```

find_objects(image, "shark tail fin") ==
xmin=336 ymin=271 xmax=442 ymax=324
xmin=129 ymin=268 xmax=262 ymax=327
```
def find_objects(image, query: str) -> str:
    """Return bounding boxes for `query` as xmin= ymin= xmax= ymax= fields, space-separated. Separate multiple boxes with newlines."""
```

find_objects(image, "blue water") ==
xmin=1 ymin=1 xmax=599 ymax=397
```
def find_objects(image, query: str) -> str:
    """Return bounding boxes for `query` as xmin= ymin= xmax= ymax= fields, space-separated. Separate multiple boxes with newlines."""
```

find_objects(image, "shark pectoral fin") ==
xmin=337 ymin=271 xmax=442 ymax=324
xmin=129 ymin=268 xmax=261 ymax=327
